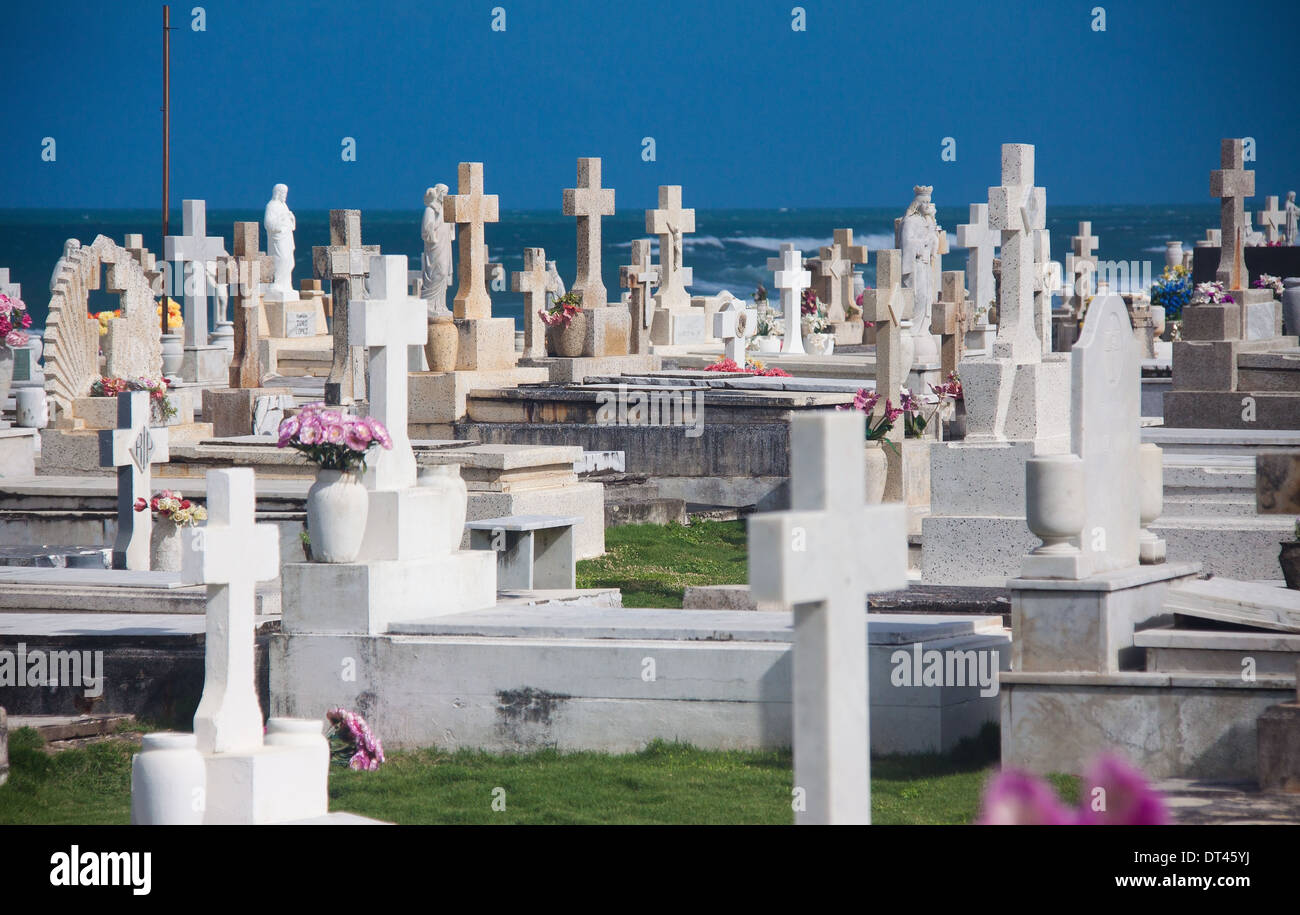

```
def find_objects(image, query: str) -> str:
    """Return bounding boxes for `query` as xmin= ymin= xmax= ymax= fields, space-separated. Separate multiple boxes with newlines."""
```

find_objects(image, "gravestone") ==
xmin=1212 ymin=138 xmax=1255 ymax=295
xmin=619 ymin=239 xmax=658 ymax=355
xmin=811 ymin=229 xmax=867 ymax=344
xmin=747 ymin=411 xmax=908 ymax=824
xmin=955 ymin=203 xmax=998 ymax=351
xmin=512 ymin=247 xmax=550 ymax=359
xmin=163 ymin=200 xmax=228 ymax=383
xmin=712 ymin=296 xmax=756 ymax=364
xmin=647 ymin=186 xmax=703 ymax=344
xmin=312 ymin=210 xmax=379 ymax=405
xmin=447 ymin=163 xmax=499 ymax=321
xmin=562 ymin=158 xmax=629 ymax=358
xmin=1258 ymin=195 xmax=1285 ymax=244
xmin=931 ymin=270 xmax=971 ymax=380
xmin=767 ymin=244 xmax=810 ymax=355
xmin=1 ymin=271 xmax=42 ymax=388
xmin=99 ymin=391 xmax=169 ymax=570
xmin=866 ymin=250 xmax=911 ymax=501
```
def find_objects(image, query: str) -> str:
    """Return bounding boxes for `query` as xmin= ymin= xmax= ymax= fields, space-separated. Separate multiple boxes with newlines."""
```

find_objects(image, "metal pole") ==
xmin=161 ymin=4 xmax=171 ymax=334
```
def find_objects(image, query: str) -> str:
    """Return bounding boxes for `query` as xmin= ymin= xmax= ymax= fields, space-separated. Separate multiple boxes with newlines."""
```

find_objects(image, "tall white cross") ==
xmin=646 ymin=185 xmax=695 ymax=311
xmin=445 ymin=162 xmax=500 ymax=320
xmin=99 ymin=391 xmax=170 ymax=571
xmin=164 ymin=199 xmax=227 ymax=351
xmin=956 ymin=203 xmax=999 ymax=316
xmin=564 ymin=157 xmax=616 ymax=309
xmin=513 ymin=247 xmax=551 ymax=359
xmin=767 ymin=243 xmax=810 ymax=355
xmin=184 ymin=468 xmax=280 ymax=755
xmin=748 ymin=411 xmax=908 ymax=825
xmin=1211 ymin=138 xmax=1255 ymax=291
xmin=987 ymin=143 xmax=1046 ymax=362
xmin=350 ymin=254 xmax=426 ymax=491
xmin=1257 ymin=195 xmax=1284 ymax=244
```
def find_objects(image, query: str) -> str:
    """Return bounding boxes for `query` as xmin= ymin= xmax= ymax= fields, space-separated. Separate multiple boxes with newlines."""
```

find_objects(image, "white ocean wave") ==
xmin=727 ymin=235 xmax=835 ymax=252
xmin=684 ymin=235 xmax=725 ymax=248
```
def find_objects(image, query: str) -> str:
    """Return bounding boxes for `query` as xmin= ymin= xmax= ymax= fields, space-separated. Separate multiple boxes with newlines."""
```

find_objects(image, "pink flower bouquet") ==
xmin=276 ymin=403 xmax=392 ymax=473
xmin=326 ymin=707 xmax=385 ymax=771
xmin=0 ymin=292 xmax=32 ymax=349
xmin=978 ymin=753 xmax=1168 ymax=825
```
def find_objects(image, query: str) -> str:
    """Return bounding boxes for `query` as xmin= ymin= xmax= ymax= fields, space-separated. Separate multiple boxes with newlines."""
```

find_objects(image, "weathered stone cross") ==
xmin=1211 ymin=138 xmax=1255 ymax=291
xmin=564 ymin=157 xmax=616 ymax=309
xmin=350 ymin=254 xmax=426 ymax=492
xmin=620 ymin=239 xmax=658 ymax=354
xmin=513 ymin=247 xmax=551 ymax=359
xmin=646 ymin=185 xmax=695 ymax=311
xmin=956 ymin=203 xmax=999 ymax=318
xmin=931 ymin=269 xmax=972 ymax=380
xmin=445 ymin=162 xmax=500 ymax=320
xmin=987 ymin=143 xmax=1046 ymax=362
xmin=223 ymin=222 xmax=264 ymax=389
xmin=866 ymin=249 xmax=911 ymax=497
xmin=766 ymin=244 xmax=809 ymax=355
xmin=1066 ymin=221 xmax=1099 ymax=302
xmin=748 ymin=411 xmax=908 ymax=824
xmin=99 ymin=391 xmax=170 ymax=571
xmin=164 ymin=199 xmax=227 ymax=349
xmin=1257 ymin=195 xmax=1284 ymax=244
xmin=817 ymin=230 xmax=866 ymax=323
xmin=313 ymin=210 xmax=379 ymax=405
xmin=184 ymin=467 xmax=280 ymax=754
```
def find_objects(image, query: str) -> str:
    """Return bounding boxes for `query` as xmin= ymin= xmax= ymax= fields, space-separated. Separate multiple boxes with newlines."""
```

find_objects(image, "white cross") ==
xmin=0 ymin=268 xmax=20 ymax=301
xmin=956 ymin=203 xmax=998 ymax=316
xmin=184 ymin=468 xmax=280 ymax=755
xmin=1211 ymin=138 xmax=1255 ymax=290
xmin=445 ymin=162 xmax=500 ymax=320
xmin=99 ymin=391 xmax=170 ymax=570
xmin=513 ymin=247 xmax=551 ymax=359
xmin=766 ymin=243 xmax=810 ymax=355
xmin=748 ymin=411 xmax=908 ymax=825
xmin=987 ymin=143 xmax=1046 ymax=362
xmin=646 ymin=185 xmax=695 ymax=311
xmin=712 ymin=296 xmax=757 ymax=363
xmin=564 ymin=157 xmax=616 ymax=309
xmin=1198 ymin=228 xmax=1223 ymax=247
xmin=632 ymin=239 xmax=659 ymax=329
xmin=164 ymin=199 xmax=228 ymax=351
xmin=349 ymin=254 xmax=427 ymax=491
xmin=1257 ymin=195 xmax=1284 ymax=244
xmin=1066 ymin=220 xmax=1099 ymax=300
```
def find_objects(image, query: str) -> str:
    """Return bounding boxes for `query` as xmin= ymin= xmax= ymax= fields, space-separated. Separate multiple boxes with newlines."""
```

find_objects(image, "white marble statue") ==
xmin=263 ymin=183 xmax=297 ymax=296
xmin=545 ymin=259 xmax=566 ymax=308
xmin=1286 ymin=191 xmax=1299 ymax=246
xmin=420 ymin=184 xmax=455 ymax=317
xmin=50 ymin=238 xmax=80 ymax=293
xmin=898 ymin=185 xmax=939 ymax=326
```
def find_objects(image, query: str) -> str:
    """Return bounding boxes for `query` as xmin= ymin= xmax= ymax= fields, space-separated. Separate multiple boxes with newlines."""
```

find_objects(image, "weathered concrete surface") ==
xmin=1257 ymin=450 xmax=1300 ymax=514
xmin=1258 ymin=701 xmax=1300 ymax=793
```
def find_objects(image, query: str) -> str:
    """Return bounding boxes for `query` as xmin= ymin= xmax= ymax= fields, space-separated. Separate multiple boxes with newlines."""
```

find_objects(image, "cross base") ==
xmin=649 ymin=308 xmax=707 ymax=346
xmin=201 ymin=741 xmax=328 ymax=825
xmin=455 ymin=318 xmax=517 ymax=371
xmin=181 ymin=345 xmax=231 ymax=385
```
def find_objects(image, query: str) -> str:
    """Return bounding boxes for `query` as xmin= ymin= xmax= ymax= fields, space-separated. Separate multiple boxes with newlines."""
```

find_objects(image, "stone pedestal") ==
xmin=0 ymin=428 xmax=37 ymax=479
xmin=408 ymin=365 xmax=550 ymax=427
xmin=1258 ymin=693 xmax=1300 ymax=793
xmin=201 ymin=387 xmax=294 ymax=438
xmin=203 ymin=742 xmax=328 ymax=825
xmin=456 ymin=317 xmax=517 ymax=371
xmin=181 ymin=345 xmax=230 ymax=385
xmin=518 ymin=354 xmax=662 ymax=384
xmin=650 ymin=307 xmax=707 ymax=346
xmin=263 ymin=296 xmax=323 ymax=339
xmin=582 ymin=307 xmax=630 ymax=356
xmin=829 ymin=320 xmax=864 ymax=346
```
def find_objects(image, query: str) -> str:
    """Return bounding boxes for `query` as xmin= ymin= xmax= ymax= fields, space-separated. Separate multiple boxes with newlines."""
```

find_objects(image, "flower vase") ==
xmin=755 ymin=335 xmax=782 ymax=354
xmin=863 ymin=441 xmax=887 ymax=504
xmin=306 ymin=469 xmax=368 ymax=563
xmin=1281 ymin=278 xmax=1300 ymax=336
xmin=418 ymin=463 xmax=469 ymax=551
xmin=425 ymin=315 xmax=459 ymax=372
xmin=804 ymin=333 xmax=835 ymax=356
xmin=161 ymin=334 xmax=184 ymax=377
xmin=1164 ymin=241 xmax=1184 ymax=270
xmin=546 ymin=313 xmax=587 ymax=357
xmin=130 ymin=732 xmax=207 ymax=825
xmin=149 ymin=518 xmax=185 ymax=572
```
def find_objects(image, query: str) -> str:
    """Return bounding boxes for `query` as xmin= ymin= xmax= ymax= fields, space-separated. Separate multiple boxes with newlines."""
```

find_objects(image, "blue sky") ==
xmin=1 ymin=0 xmax=1296 ymax=210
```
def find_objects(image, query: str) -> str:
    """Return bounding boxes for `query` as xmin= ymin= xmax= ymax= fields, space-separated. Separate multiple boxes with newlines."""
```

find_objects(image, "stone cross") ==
xmin=99 ymin=391 xmax=170 ymax=571
xmin=313 ymin=210 xmax=379 ymax=405
xmin=712 ymin=296 xmax=757 ymax=364
xmin=1257 ymin=195 xmax=1284 ymax=244
xmin=766 ymin=243 xmax=810 ymax=355
xmin=563 ymin=157 xmax=615 ymax=309
xmin=747 ymin=411 xmax=908 ymax=824
xmin=931 ymin=270 xmax=971 ymax=379
xmin=184 ymin=467 xmax=280 ymax=755
xmin=646 ymin=185 xmax=695 ymax=311
xmin=620 ymin=239 xmax=658 ymax=354
xmin=1211 ymin=138 xmax=1255 ymax=291
xmin=831 ymin=229 xmax=868 ymax=321
xmin=956 ymin=203 xmax=999 ymax=318
xmin=816 ymin=230 xmax=864 ymax=323
xmin=987 ymin=143 xmax=1046 ymax=362
xmin=445 ymin=162 xmax=500 ymax=320
xmin=350 ymin=255 xmax=426 ymax=492
xmin=164 ymin=199 xmax=227 ymax=349
xmin=866 ymin=250 xmax=911 ymax=474
xmin=513 ymin=247 xmax=551 ymax=359
xmin=1023 ymin=295 xmax=1140 ymax=580
xmin=1197 ymin=228 xmax=1223 ymax=248
xmin=1066 ymin=221 xmax=1099 ymax=301
xmin=1032 ymin=226 xmax=1053 ymax=357
xmin=224 ymin=222 xmax=264 ymax=389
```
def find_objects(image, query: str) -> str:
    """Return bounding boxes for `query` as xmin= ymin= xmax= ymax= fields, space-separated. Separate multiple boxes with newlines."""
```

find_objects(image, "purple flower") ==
xmin=1075 ymin=754 xmax=1169 ymax=825
xmin=299 ymin=422 xmax=321 ymax=445
xmin=978 ymin=769 xmax=1075 ymax=825
xmin=365 ymin=416 xmax=393 ymax=449
xmin=276 ymin=415 xmax=301 ymax=448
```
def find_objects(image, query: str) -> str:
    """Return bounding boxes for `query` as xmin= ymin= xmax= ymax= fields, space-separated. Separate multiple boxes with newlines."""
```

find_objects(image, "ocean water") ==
xmin=0 ymin=204 xmax=1220 ymax=331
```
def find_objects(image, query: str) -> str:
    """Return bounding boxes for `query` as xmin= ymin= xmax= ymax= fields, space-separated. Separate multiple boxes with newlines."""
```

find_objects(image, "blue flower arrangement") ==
xmin=1150 ymin=265 xmax=1192 ymax=321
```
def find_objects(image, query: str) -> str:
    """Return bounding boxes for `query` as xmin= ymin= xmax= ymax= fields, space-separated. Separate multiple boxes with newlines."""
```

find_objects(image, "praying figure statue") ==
xmin=263 ymin=183 xmax=297 ymax=296
xmin=421 ymin=184 xmax=455 ymax=317
xmin=898 ymin=185 xmax=939 ymax=326
xmin=1286 ymin=191 xmax=1299 ymax=246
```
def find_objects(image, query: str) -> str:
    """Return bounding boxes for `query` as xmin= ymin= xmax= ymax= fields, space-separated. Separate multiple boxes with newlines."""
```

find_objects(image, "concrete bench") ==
xmin=465 ymin=514 xmax=582 ymax=590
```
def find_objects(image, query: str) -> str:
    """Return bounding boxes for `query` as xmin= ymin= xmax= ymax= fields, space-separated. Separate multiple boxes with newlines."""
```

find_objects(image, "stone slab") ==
xmin=1164 ymin=390 xmax=1300 ymax=430
xmin=408 ymin=366 xmax=550 ymax=425
xmin=517 ymin=353 xmax=662 ymax=383
xmin=1164 ymin=578 xmax=1300 ymax=632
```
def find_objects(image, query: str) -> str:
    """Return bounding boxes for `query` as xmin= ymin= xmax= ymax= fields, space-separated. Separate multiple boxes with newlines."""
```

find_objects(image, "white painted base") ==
xmin=203 ymin=742 xmax=328 ymax=825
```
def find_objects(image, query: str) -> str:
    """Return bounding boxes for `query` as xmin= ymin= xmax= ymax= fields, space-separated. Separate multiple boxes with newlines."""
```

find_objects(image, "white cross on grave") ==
xmin=633 ymin=239 xmax=659 ymax=329
xmin=748 ymin=411 xmax=908 ymax=825
xmin=564 ymin=157 xmax=616 ymax=309
xmin=183 ymin=467 xmax=279 ymax=754
xmin=646 ymin=185 xmax=695 ymax=311
xmin=712 ymin=297 xmax=757 ymax=364
xmin=445 ymin=162 xmax=500 ymax=320
xmin=767 ymin=243 xmax=810 ymax=355
xmin=164 ymin=199 xmax=228 ymax=349
xmin=98 ymin=391 xmax=170 ymax=570
xmin=956 ymin=203 xmax=999 ymax=317
xmin=987 ymin=143 xmax=1046 ymax=363
xmin=350 ymin=254 xmax=426 ymax=491
xmin=1066 ymin=221 xmax=1100 ymax=301
xmin=513 ymin=247 xmax=551 ymax=359
xmin=1257 ymin=195 xmax=1284 ymax=244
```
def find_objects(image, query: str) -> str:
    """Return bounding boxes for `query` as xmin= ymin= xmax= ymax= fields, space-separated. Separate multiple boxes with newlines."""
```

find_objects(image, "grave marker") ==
xmin=1211 ymin=138 xmax=1255 ymax=292
xmin=224 ymin=222 xmax=264 ymax=389
xmin=1257 ymin=195 xmax=1284 ymax=245
xmin=98 ymin=392 xmax=170 ymax=570
xmin=313 ymin=210 xmax=379 ymax=405
xmin=767 ymin=243 xmax=810 ymax=355
xmin=563 ymin=157 xmax=615 ymax=309
xmin=931 ymin=270 xmax=971 ymax=379
xmin=513 ymin=247 xmax=551 ymax=359
xmin=445 ymin=162 xmax=500 ymax=320
xmin=956 ymin=203 xmax=998 ymax=316
xmin=646 ymin=185 xmax=695 ymax=311
xmin=620 ymin=239 xmax=658 ymax=354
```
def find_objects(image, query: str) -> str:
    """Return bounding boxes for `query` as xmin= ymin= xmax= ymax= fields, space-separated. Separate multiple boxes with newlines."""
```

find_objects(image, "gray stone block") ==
xmin=0 ymin=706 xmax=7 ymax=787
xmin=1257 ymin=451 xmax=1300 ymax=514
xmin=1170 ymin=340 xmax=1237 ymax=392
xmin=1181 ymin=303 xmax=1240 ymax=341
xmin=1257 ymin=701 xmax=1300 ymax=793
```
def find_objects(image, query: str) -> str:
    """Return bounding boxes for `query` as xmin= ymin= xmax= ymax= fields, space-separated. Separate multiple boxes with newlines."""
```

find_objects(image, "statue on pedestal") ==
xmin=263 ymin=184 xmax=297 ymax=298
xmin=1285 ymin=191 xmax=1299 ymax=246
xmin=421 ymin=184 xmax=455 ymax=317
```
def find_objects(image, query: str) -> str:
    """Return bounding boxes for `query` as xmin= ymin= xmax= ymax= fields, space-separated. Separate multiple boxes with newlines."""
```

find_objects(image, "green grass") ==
xmin=577 ymin=520 xmax=748 ymax=607
xmin=0 ymin=723 xmax=1080 ymax=825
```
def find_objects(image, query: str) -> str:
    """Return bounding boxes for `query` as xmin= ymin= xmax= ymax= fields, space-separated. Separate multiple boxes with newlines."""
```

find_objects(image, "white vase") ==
xmin=863 ymin=442 xmax=887 ymax=504
xmin=1164 ymin=241 xmax=1184 ymax=270
xmin=265 ymin=717 xmax=330 ymax=770
xmin=804 ymin=333 xmax=835 ymax=356
xmin=306 ymin=469 xmax=368 ymax=563
xmin=161 ymin=334 xmax=184 ymax=377
xmin=755 ymin=335 xmax=781 ymax=354
xmin=150 ymin=518 xmax=185 ymax=572
xmin=130 ymin=732 xmax=207 ymax=825
xmin=419 ymin=463 xmax=469 ymax=552
xmin=15 ymin=388 xmax=47 ymax=428
xmin=1025 ymin=454 xmax=1085 ymax=557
